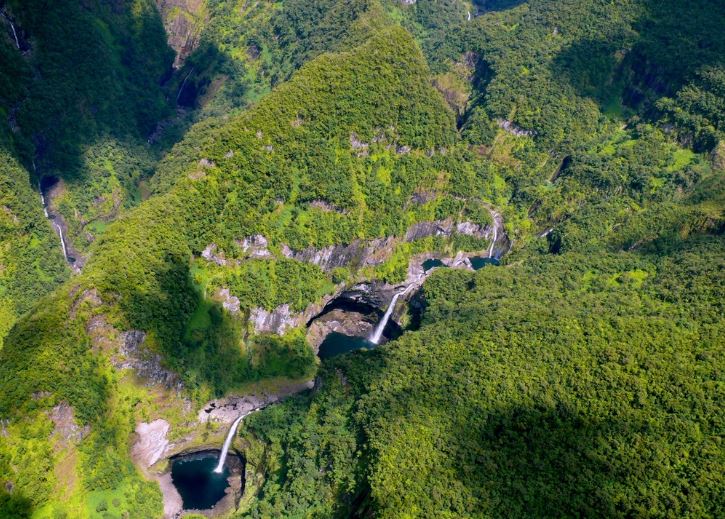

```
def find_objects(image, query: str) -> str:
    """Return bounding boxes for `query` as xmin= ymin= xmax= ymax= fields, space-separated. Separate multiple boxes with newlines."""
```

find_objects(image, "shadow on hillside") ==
xmin=450 ymin=406 xmax=628 ymax=517
xmin=4 ymin=0 xmax=173 ymax=180
xmin=0 ymin=489 xmax=33 ymax=518
xmin=473 ymin=0 xmax=527 ymax=14
xmin=551 ymin=0 xmax=725 ymax=120
xmin=125 ymin=257 xmax=314 ymax=397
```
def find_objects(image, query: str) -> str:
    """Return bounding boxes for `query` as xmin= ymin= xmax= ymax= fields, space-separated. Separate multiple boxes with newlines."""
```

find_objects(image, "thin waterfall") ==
xmin=39 ymin=189 xmax=48 ymax=218
xmin=214 ymin=415 xmax=243 ymax=473
xmin=1 ymin=12 xmax=20 ymax=50
xmin=8 ymin=20 xmax=19 ymax=49
xmin=53 ymin=221 xmax=69 ymax=262
xmin=488 ymin=223 xmax=497 ymax=258
xmin=369 ymin=292 xmax=401 ymax=345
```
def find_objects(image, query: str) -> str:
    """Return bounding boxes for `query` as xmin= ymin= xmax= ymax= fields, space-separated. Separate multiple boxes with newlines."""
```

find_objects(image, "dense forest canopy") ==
xmin=0 ymin=0 xmax=722 ymax=518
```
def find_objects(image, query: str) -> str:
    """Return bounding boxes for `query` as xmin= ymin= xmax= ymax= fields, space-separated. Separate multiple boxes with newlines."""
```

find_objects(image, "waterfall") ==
xmin=1 ymin=11 xmax=20 ymax=49
xmin=53 ymin=221 xmax=69 ymax=262
xmin=214 ymin=415 xmax=243 ymax=473
xmin=39 ymin=189 xmax=48 ymax=218
xmin=369 ymin=292 xmax=401 ymax=345
xmin=176 ymin=67 xmax=195 ymax=104
xmin=488 ymin=223 xmax=497 ymax=258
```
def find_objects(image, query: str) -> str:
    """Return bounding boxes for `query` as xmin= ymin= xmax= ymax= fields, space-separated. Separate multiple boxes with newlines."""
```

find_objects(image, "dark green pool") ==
xmin=470 ymin=256 xmax=500 ymax=270
xmin=318 ymin=332 xmax=376 ymax=359
xmin=170 ymin=451 xmax=229 ymax=510
xmin=422 ymin=258 xmax=445 ymax=271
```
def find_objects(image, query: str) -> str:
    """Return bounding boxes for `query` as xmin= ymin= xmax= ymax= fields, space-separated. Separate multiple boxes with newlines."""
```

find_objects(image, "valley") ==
xmin=0 ymin=1 xmax=722 ymax=518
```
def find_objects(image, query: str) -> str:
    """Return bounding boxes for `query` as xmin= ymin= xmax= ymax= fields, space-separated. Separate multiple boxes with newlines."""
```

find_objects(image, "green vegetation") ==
xmin=0 ymin=152 xmax=67 ymax=348
xmin=0 ymin=0 xmax=722 ymax=517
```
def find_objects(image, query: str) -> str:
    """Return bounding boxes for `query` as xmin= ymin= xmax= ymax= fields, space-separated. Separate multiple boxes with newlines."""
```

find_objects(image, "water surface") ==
xmin=422 ymin=258 xmax=445 ymax=271
xmin=318 ymin=332 xmax=375 ymax=359
xmin=470 ymin=256 xmax=500 ymax=270
xmin=170 ymin=451 xmax=229 ymax=510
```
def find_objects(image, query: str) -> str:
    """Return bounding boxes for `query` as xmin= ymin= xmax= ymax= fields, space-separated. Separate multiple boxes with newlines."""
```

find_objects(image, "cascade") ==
xmin=39 ymin=189 xmax=48 ymax=218
xmin=214 ymin=415 xmax=243 ymax=473
xmin=1 ymin=11 xmax=20 ymax=49
xmin=369 ymin=291 xmax=402 ymax=345
xmin=54 ymin=221 xmax=69 ymax=262
xmin=488 ymin=223 xmax=497 ymax=258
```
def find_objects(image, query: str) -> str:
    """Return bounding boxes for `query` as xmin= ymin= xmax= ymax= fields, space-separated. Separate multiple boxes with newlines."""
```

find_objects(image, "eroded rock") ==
xmin=132 ymin=419 xmax=170 ymax=468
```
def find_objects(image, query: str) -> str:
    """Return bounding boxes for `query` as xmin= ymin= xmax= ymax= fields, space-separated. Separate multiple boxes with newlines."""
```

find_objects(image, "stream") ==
xmin=39 ymin=176 xmax=78 ymax=271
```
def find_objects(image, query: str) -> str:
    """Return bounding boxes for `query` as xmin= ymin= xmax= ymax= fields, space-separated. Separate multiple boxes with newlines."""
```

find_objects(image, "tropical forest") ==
xmin=0 ymin=0 xmax=722 ymax=518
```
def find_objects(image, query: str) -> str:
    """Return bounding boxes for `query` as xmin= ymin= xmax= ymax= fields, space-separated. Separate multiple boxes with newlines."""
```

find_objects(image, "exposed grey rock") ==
xmin=404 ymin=219 xmax=454 ymax=241
xmin=497 ymin=119 xmax=536 ymax=137
xmin=249 ymin=304 xmax=300 ymax=335
xmin=238 ymin=234 xmax=271 ymax=258
xmin=201 ymin=243 xmax=227 ymax=266
xmin=456 ymin=221 xmax=487 ymax=237
xmin=350 ymin=132 xmax=369 ymax=157
xmin=306 ymin=309 xmax=375 ymax=351
xmin=132 ymin=419 xmax=171 ymax=468
xmin=217 ymin=287 xmax=240 ymax=314
xmin=157 ymin=472 xmax=183 ymax=519
xmin=198 ymin=380 xmax=314 ymax=424
xmin=310 ymin=199 xmax=345 ymax=213
xmin=115 ymin=331 xmax=181 ymax=389
xmin=49 ymin=402 xmax=89 ymax=446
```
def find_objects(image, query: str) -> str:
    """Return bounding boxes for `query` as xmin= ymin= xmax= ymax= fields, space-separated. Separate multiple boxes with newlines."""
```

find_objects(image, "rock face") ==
xmin=114 ymin=331 xmax=181 ymax=389
xmin=132 ymin=419 xmax=171 ymax=468
xmin=198 ymin=380 xmax=315 ymax=424
xmin=155 ymin=0 xmax=207 ymax=67
xmin=49 ymin=402 xmax=89 ymax=446
xmin=216 ymin=288 xmax=240 ymax=314
xmin=238 ymin=234 xmax=272 ymax=258
xmin=497 ymin=119 xmax=536 ymax=137
xmin=306 ymin=309 xmax=375 ymax=350
xmin=281 ymin=237 xmax=395 ymax=272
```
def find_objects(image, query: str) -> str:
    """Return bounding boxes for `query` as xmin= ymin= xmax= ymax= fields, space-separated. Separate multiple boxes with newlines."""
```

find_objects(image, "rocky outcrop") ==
xmin=497 ymin=119 xmax=536 ymax=137
xmin=202 ymin=243 xmax=227 ymax=266
xmin=281 ymin=218 xmax=490 ymax=273
xmin=132 ymin=419 xmax=171 ymax=468
xmin=238 ymin=234 xmax=272 ymax=259
xmin=281 ymin=236 xmax=395 ymax=272
xmin=49 ymin=402 xmax=89 ymax=447
xmin=198 ymin=380 xmax=314 ymax=424
xmin=306 ymin=309 xmax=375 ymax=350
xmin=155 ymin=0 xmax=207 ymax=68
xmin=157 ymin=472 xmax=183 ymax=519
xmin=216 ymin=288 xmax=240 ymax=314
xmin=114 ymin=331 xmax=182 ymax=389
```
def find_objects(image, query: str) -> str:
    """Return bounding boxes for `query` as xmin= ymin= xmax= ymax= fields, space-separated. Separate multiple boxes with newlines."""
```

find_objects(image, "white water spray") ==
xmin=214 ymin=415 xmax=243 ymax=473
xmin=1 ymin=12 xmax=20 ymax=50
xmin=8 ymin=20 xmax=19 ymax=49
xmin=539 ymin=228 xmax=553 ymax=238
xmin=39 ymin=190 xmax=48 ymax=218
xmin=369 ymin=292 xmax=402 ymax=345
xmin=488 ymin=224 xmax=497 ymax=258
xmin=53 ymin=221 xmax=69 ymax=262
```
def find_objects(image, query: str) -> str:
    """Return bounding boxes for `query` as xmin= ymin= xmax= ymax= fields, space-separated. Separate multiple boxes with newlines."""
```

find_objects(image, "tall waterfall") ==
xmin=53 ymin=221 xmax=69 ymax=262
xmin=214 ymin=415 xmax=244 ymax=473
xmin=369 ymin=292 xmax=401 ymax=345
xmin=488 ymin=223 xmax=497 ymax=258
xmin=1 ymin=12 xmax=20 ymax=50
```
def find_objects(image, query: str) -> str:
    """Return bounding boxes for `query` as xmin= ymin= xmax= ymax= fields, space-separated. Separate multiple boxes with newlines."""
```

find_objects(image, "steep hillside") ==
xmin=0 ymin=0 xmax=173 ymax=259
xmin=0 ymin=152 xmax=67 ymax=348
xmin=0 ymin=1 xmax=722 ymax=518
xmin=0 ymin=23 xmax=483 ymax=517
